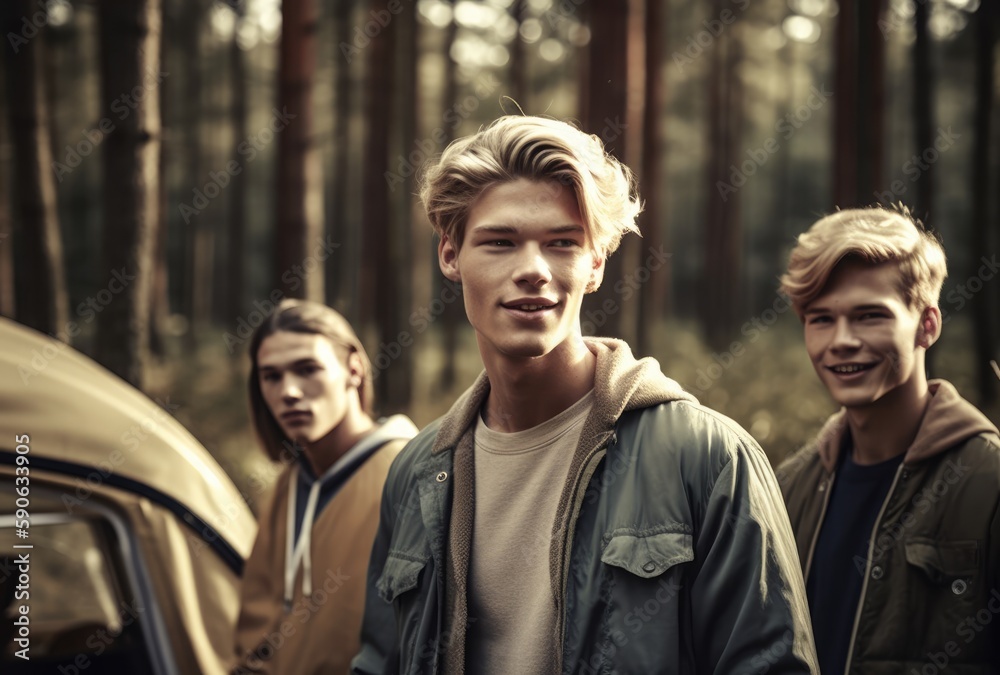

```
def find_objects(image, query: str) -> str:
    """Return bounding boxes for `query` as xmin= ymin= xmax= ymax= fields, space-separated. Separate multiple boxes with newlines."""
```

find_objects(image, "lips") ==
xmin=826 ymin=362 xmax=878 ymax=376
xmin=281 ymin=410 xmax=312 ymax=423
xmin=501 ymin=297 xmax=559 ymax=312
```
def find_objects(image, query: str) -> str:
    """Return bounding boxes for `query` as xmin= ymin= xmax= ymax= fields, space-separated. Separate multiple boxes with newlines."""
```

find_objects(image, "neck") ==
xmin=481 ymin=336 xmax=596 ymax=432
xmin=845 ymin=376 xmax=931 ymax=465
xmin=300 ymin=407 xmax=375 ymax=476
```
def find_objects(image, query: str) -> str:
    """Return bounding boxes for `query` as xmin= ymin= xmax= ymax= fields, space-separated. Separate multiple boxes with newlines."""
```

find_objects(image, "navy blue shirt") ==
xmin=807 ymin=447 xmax=904 ymax=675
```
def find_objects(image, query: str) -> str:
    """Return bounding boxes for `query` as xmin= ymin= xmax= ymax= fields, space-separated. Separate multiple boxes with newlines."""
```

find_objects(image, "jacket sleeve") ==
xmin=688 ymin=434 xmax=819 ymax=674
xmin=350 ymin=472 xmax=399 ymax=675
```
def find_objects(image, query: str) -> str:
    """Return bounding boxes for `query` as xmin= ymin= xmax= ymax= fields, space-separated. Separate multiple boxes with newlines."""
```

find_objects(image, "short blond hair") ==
xmin=420 ymin=115 xmax=642 ymax=255
xmin=780 ymin=206 xmax=947 ymax=318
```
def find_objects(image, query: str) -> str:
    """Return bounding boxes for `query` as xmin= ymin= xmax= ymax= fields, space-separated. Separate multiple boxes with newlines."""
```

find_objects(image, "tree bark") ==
xmin=637 ymin=0 xmax=667 ymax=355
xmin=911 ymin=0 xmax=933 ymax=219
xmin=2 ymin=0 xmax=69 ymax=337
xmin=275 ymin=0 xmax=323 ymax=301
xmin=94 ymin=0 xmax=162 ymax=387
xmin=580 ymin=0 xmax=630 ymax=340
xmin=971 ymin=3 xmax=998 ymax=406
xmin=226 ymin=19 xmax=247 ymax=324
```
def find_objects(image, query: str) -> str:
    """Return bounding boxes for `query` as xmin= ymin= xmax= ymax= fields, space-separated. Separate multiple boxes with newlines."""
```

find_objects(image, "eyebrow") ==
xmin=804 ymin=303 xmax=890 ymax=315
xmin=469 ymin=224 xmax=587 ymax=235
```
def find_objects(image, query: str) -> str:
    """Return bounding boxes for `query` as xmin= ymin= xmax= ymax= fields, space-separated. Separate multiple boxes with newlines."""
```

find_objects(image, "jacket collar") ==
xmin=430 ymin=337 xmax=696 ymax=454
xmin=815 ymin=379 xmax=999 ymax=472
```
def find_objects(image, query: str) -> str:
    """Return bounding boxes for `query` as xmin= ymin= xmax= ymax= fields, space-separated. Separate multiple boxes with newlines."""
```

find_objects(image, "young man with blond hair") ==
xmin=777 ymin=206 xmax=1000 ymax=674
xmin=352 ymin=116 xmax=817 ymax=674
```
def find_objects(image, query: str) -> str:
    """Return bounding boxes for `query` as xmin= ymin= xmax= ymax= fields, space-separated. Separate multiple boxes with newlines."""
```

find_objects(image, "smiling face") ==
xmin=803 ymin=259 xmax=938 ymax=410
xmin=438 ymin=178 xmax=604 ymax=363
xmin=255 ymin=331 xmax=361 ymax=445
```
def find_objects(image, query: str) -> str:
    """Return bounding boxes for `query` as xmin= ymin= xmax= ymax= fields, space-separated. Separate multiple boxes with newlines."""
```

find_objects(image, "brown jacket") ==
xmin=233 ymin=418 xmax=416 ymax=675
xmin=777 ymin=380 xmax=1000 ymax=674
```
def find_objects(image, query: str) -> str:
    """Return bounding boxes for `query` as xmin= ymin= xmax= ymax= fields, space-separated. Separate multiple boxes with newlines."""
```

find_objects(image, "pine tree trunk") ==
xmin=94 ymin=0 xmax=162 ymax=388
xmin=2 ymin=0 xmax=68 ymax=337
xmin=274 ymin=0 xmax=323 ymax=301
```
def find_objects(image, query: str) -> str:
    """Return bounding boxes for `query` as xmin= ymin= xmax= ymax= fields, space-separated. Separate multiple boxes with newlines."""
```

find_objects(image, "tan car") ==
xmin=0 ymin=318 xmax=256 ymax=674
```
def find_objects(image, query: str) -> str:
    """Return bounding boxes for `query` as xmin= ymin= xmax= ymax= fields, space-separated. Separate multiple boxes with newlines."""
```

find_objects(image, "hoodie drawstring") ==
xmin=284 ymin=468 xmax=321 ymax=610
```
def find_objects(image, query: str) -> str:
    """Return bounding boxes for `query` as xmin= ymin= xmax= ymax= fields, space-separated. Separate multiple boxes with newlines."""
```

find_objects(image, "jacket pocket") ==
xmin=596 ymin=530 xmax=693 ymax=674
xmin=601 ymin=530 xmax=694 ymax=577
xmin=904 ymin=538 xmax=978 ymax=583
xmin=376 ymin=552 xmax=427 ymax=603
xmin=903 ymin=538 xmax=983 ymax=654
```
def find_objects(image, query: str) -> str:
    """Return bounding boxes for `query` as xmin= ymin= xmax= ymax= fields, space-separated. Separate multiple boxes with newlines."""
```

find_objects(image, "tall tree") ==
xmin=149 ymin=0 xmax=172 ymax=357
xmin=833 ymin=0 xmax=887 ymax=206
xmin=94 ymin=0 xmax=162 ymax=387
xmin=179 ymin=0 xmax=204 ymax=346
xmin=911 ymin=0 xmax=933 ymax=219
xmin=971 ymin=3 xmax=998 ymax=406
xmin=509 ymin=0 xmax=528 ymax=108
xmin=1 ymin=0 xmax=69 ymax=336
xmin=0 ymin=55 xmax=13 ymax=318
xmin=637 ymin=0 xmax=667 ymax=355
xmin=329 ymin=0 xmax=356 ymax=318
xmin=226 ymin=10 xmax=248 ymax=324
xmin=700 ymin=0 xmax=743 ymax=350
xmin=437 ymin=2 xmax=463 ymax=393
xmin=580 ymin=0 xmax=630 ymax=340
xmin=274 ymin=0 xmax=323 ymax=301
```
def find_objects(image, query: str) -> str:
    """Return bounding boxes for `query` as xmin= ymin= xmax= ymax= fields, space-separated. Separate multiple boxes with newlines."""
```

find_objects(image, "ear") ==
xmin=438 ymin=234 xmax=461 ymax=283
xmin=586 ymin=251 xmax=606 ymax=294
xmin=346 ymin=351 xmax=364 ymax=388
xmin=916 ymin=306 xmax=942 ymax=349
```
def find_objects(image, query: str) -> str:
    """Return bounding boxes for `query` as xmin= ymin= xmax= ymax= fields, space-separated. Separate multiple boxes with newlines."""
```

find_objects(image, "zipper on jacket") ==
xmin=803 ymin=469 xmax=836 ymax=581
xmin=841 ymin=463 xmax=906 ymax=675
xmin=556 ymin=433 xmax=613 ymax=673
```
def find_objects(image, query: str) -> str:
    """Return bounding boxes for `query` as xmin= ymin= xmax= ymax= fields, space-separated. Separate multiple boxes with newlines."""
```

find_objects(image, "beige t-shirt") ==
xmin=465 ymin=391 xmax=594 ymax=674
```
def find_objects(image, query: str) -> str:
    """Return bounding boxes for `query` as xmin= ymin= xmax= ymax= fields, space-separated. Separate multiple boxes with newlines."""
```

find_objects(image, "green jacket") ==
xmin=777 ymin=380 xmax=1000 ymax=674
xmin=353 ymin=338 xmax=818 ymax=674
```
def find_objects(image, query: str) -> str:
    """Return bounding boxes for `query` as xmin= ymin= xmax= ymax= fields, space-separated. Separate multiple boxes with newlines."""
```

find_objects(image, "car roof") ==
xmin=0 ymin=318 xmax=255 ymax=563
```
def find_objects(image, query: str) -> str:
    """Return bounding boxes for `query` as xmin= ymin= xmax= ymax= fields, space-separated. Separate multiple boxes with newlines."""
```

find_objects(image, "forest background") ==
xmin=2 ymin=0 xmax=997 ymax=507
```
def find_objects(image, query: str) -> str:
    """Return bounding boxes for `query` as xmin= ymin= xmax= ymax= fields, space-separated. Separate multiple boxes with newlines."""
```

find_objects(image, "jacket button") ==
xmin=952 ymin=579 xmax=968 ymax=595
xmin=435 ymin=471 xmax=448 ymax=483
xmin=642 ymin=562 xmax=656 ymax=573
xmin=871 ymin=565 xmax=884 ymax=580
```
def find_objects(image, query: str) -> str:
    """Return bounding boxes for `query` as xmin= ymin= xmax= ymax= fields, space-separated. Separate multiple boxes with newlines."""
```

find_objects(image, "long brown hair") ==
xmin=248 ymin=299 xmax=374 ymax=462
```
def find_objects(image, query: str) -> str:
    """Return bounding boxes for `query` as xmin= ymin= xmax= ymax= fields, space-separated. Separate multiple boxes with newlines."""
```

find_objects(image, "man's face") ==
xmin=438 ymin=178 xmax=604 ymax=362
xmin=256 ymin=331 xmax=357 ymax=445
xmin=803 ymin=260 xmax=933 ymax=409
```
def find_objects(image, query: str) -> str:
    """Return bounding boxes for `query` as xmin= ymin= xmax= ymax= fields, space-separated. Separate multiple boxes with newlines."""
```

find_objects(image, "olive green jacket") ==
xmin=777 ymin=380 xmax=1000 ymax=674
xmin=353 ymin=338 xmax=818 ymax=674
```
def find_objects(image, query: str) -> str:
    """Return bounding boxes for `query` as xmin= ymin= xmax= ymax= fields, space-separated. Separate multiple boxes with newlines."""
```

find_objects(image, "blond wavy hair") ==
xmin=780 ymin=206 xmax=947 ymax=318
xmin=420 ymin=115 xmax=642 ymax=255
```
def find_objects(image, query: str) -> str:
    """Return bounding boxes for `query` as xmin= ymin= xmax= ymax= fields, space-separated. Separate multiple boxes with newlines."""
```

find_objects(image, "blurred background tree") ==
xmin=1 ymin=0 xmax=997 ymax=506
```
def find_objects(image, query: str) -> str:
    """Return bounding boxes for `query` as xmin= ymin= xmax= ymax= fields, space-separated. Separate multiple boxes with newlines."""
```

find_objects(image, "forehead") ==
xmin=256 ymin=331 xmax=340 ymax=368
xmin=466 ymin=178 xmax=587 ymax=233
xmin=810 ymin=260 xmax=907 ymax=308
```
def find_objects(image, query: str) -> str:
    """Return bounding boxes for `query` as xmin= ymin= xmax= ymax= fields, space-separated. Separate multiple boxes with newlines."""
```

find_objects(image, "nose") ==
xmin=830 ymin=317 xmax=861 ymax=351
xmin=280 ymin=376 xmax=303 ymax=403
xmin=513 ymin=245 xmax=552 ymax=288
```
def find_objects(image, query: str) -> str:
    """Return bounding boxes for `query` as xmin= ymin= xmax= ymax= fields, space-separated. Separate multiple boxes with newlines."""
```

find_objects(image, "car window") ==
xmin=0 ymin=492 xmax=156 ymax=674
